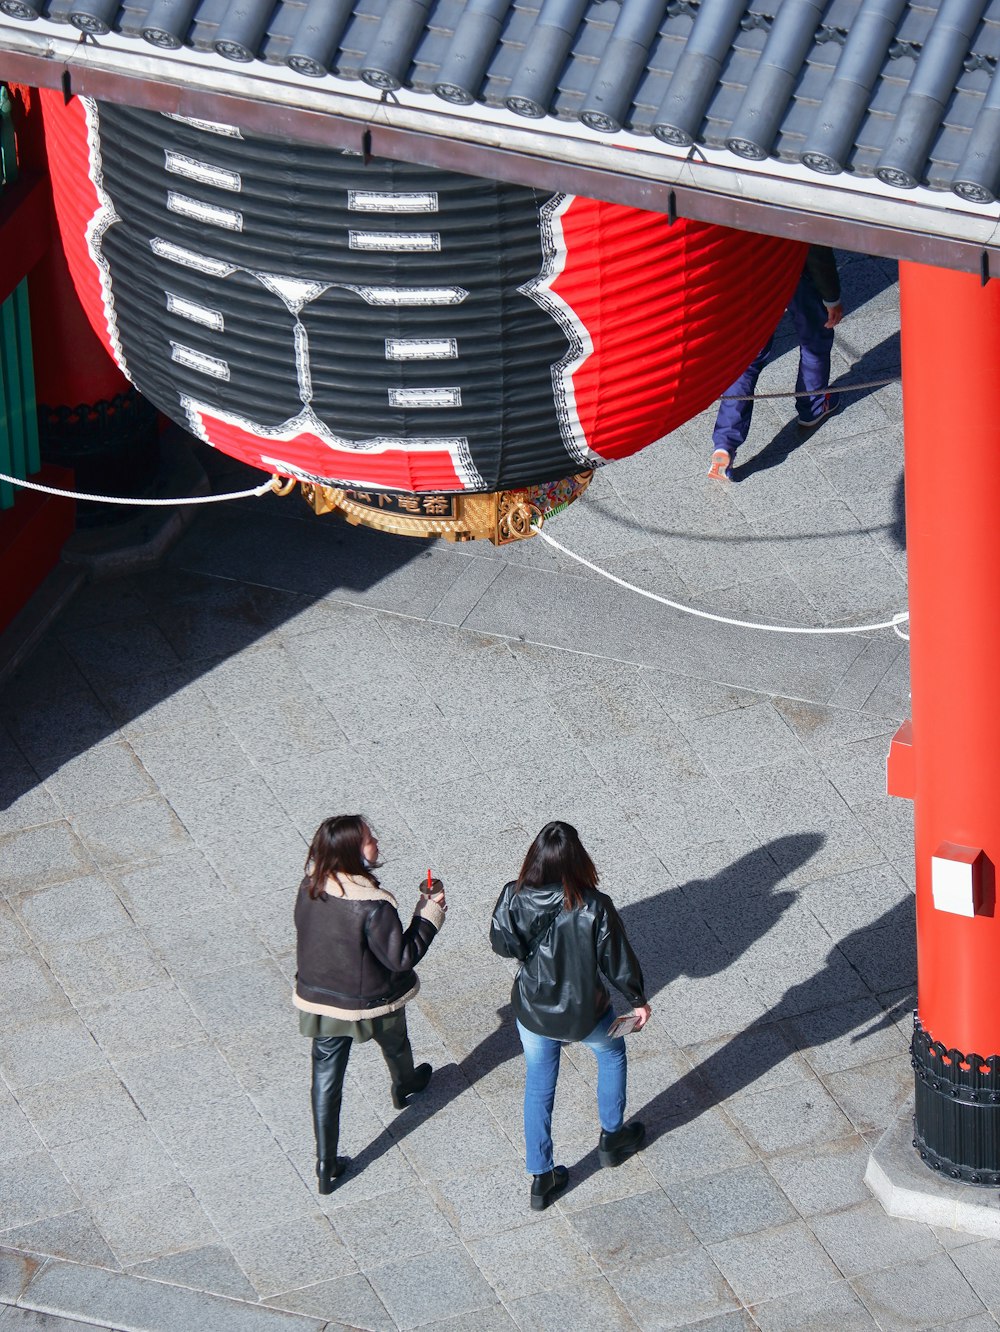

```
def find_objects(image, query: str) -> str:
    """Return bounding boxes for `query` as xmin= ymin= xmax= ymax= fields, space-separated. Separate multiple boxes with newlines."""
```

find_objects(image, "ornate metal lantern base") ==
xmin=288 ymin=471 xmax=593 ymax=544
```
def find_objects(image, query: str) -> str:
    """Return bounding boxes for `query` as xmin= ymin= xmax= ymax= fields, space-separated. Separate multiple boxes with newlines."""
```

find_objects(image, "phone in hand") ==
xmin=607 ymin=1013 xmax=644 ymax=1038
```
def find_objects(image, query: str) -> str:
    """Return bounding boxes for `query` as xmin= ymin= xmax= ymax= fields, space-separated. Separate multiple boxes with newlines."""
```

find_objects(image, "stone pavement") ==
xmin=2 ymin=251 xmax=999 ymax=1331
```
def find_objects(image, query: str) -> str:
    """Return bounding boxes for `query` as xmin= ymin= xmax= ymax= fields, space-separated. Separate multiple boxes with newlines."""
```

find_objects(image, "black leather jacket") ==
xmin=295 ymin=879 xmax=440 ymax=1014
xmin=490 ymin=881 xmax=646 ymax=1041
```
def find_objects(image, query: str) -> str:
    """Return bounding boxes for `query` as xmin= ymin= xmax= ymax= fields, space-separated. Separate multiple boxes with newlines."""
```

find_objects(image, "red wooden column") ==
xmin=897 ymin=260 xmax=1000 ymax=1183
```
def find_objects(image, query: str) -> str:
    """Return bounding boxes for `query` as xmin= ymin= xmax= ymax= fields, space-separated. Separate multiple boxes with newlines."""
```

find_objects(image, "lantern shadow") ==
xmin=346 ymin=833 xmax=824 ymax=1176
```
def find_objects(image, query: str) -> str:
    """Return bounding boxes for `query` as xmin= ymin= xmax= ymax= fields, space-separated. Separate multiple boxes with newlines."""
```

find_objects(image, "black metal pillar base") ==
xmin=38 ymin=387 xmax=160 ymax=527
xmin=912 ymin=1014 xmax=1000 ymax=1185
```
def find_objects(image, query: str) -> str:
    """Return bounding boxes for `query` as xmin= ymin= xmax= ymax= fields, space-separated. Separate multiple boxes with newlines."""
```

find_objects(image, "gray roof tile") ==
xmin=5 ymin=0 xmax=1000 ymax=202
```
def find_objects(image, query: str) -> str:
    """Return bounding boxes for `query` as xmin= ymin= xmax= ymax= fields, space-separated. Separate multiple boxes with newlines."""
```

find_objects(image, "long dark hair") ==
xmin=517 ymin=820 xmax=598 ymax=910
xmin=305 ymin=814 xmax=379 ymax=899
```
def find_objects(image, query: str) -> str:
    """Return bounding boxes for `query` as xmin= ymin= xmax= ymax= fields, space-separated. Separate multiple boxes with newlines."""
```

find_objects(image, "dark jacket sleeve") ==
xmin=490 ymin=882 xmax=526 ymax=960
xmin=804 ymin=245 xmax=841 ymax=305
xmin=595 ymin=898 xmax=646 ymax=1007
xmin=364 ymin=902 xmax=438 ymax=974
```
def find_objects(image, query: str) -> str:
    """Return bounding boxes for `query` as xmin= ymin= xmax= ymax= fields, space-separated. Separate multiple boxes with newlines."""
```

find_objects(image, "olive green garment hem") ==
xmin=298 ymin=1008 xmax=408 ymax=1043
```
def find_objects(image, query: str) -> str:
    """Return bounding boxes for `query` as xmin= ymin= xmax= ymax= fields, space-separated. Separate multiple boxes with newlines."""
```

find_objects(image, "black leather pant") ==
xmin=311 ymin=1011 xmax=416 ymax=1162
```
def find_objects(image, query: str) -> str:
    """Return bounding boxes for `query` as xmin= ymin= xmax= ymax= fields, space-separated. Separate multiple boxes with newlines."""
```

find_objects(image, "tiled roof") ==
xmin=4 ymin=0 xmax=1000 ymax=204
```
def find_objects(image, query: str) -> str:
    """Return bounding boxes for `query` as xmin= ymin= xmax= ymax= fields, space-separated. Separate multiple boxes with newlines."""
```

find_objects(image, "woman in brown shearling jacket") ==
xmin=294 ymin=814 xmax=446 ymax=1193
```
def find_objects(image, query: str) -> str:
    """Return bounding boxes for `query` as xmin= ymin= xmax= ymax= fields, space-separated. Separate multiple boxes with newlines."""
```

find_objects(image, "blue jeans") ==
xmin=516 ymin=1009 xmax=627 ymax=1175
xmin=712 ymin=272 xmax=835 ymax=456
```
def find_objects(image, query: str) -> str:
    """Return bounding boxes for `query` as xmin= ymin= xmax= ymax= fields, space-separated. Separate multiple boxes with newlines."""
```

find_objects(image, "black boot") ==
xmin=530 ymin=1165 xmax=569 ymax=1211
xmin=598 ymin=1121 xmax=645 ymax=1168
xmin=391 ymin=1062 xmax=432 ymax=1109
xmin=312 ymin=1036 xmax=351 ymax=1193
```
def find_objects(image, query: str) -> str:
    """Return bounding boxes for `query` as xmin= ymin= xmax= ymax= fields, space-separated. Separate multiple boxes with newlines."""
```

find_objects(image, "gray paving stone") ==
xmin=327 ymin=1183 xmax=454 ymax=1269
xmin=764 ymin=1134 xmax=872 ymax=1217
xmin=129 ymin=1245 xmax=257 ymax=1300
xmin=0 ymin=1248 xmax=45 ymax=1303
xmin=467 ymin=1217 xmax=600 ymax=1302
xmin=810 ymin=1198 xmax=943 ymax=1278
xmin=727 ymin=760 xmax=884 ymax=887
xmin=0 ymin=1304 xmax=115 ymax=1331
xmin=189 ymin=1152 xmax=315 ymax=1238
xmin=607 ymin=1245 xmax=740 ymax=1330
xmin=823 ymin=1053 xmax=914 ymax=1135
xmin=564 ymin=1188 xmax=695 ymax=1274
xmin=265 ymin=1271 xmax=394 ymax=1329
xmin=0 ymin=823 xmax=94 ymax=896
xmin=666 ymin=1163 xmax=796 ymax=1245
xmin=851 ymin=1253 xmax=989 ymax=1331
xmin=13 ymin=875 xmax=130 ymax=948
xmin=0 ymin=901 xmax=31 ymax=957
xmin=680 ymin=702 xmax=805 ymax=777
xmin=799 ymin=863 xmax=912 ymax=938
xmin=429 ymin=1164 xmax=547 ymax=1240
xmin=41 ymin=929 xmax=170 ymax=1007
xmin=0 ymin=1093 xmax=42 ymax=1162
xmin=0 ymin=1154 xmax=79 ymax=1232
xmin=180 ymin=959 xmax=294 ymax=1041
xmin=367 ymin=1243 xmax=499 ymax=1329
xmin=950 ymin=1240 xmax=1000 ymax=1315
xmin=507 ymin=1275 xmax=639 ymax=1330
xmin=139 ymin=904 xmax=268 ymax=981
xmin=60 ymin=619 xmax=182 ymax=688
xmin=71 ymin=796 xmax=192 ymax=871
xmin=640 ymin=1108 xmax=756 ymax=1187
xmin=16 ymin=1068 xmax=145 ymax=1151
xmin=53 ymin=1122 xmax=179 ymax=1204
xmin=0 ymin=765 xmax=59 ymax=839
xmin=227 ymin=1209 xmax=356 ymax=1298
xmin=723 ymin=1074 xmax=856 ymax=1157
xmin=750 ymin=1278 xmax=879 ymax=1330
xmin=90 ymin=1183 xmax=217 ymax=1267
xmin=82 ymin=982 xmax=205 ymax=1060
xmin=128 ymin=722 xmax=249 ymax=796
xmin=42 ymin=744 xmax=156 ymax=819
xmin=115 ymin=1041 xmax=244 ymax=1119
xmin=421 ymin=1307 xmax=517 ymax=1331
xmin=152 ymin=1095 xmax=280 ymax=1176
xmin=19 ymin=1258 xmax=327 ymax=1331
xmin=708 ymin=1219 xmax=841 ymax=1307
xmin=0 ymin=1212 xmax=119 ymax=1268
xmin=113 ymin=847 xmax=230 ymax=926
xmin=426 ymin=552 xmax=503 ymax=627
xmin=0 ymin=1014 xmax=104 ymax=1091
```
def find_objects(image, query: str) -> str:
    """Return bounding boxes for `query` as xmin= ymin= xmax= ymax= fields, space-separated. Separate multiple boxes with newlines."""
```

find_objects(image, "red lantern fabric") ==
xmin=40 ymin=89 xmax=805 ymax=494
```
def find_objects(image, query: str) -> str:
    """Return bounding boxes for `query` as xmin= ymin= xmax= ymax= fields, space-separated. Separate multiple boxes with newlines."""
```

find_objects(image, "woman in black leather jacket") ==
xmin=294 ymin=814 xmax=446 ymax=1193
xmin=490 ymin=821 xmax=650 ymax=1210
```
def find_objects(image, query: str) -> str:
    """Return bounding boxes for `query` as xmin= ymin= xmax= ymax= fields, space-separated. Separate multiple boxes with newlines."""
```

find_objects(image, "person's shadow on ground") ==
xmin=346 ymin=831 xmax=914 ymax=1185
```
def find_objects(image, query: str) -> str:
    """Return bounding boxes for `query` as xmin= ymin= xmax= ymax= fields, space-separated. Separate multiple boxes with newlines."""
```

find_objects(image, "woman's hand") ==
xmin=632 ymin=1003 xmax=652 ymax=1030
xmin=422 ymin=877 xmax=447 ymax=912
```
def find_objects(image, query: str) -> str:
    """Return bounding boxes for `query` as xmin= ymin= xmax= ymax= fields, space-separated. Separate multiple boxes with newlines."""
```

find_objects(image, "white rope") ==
xmin=532 ymin=525 xmax=910 ymax=639
xmin=0 ymin=470 xmax=278 ymax=505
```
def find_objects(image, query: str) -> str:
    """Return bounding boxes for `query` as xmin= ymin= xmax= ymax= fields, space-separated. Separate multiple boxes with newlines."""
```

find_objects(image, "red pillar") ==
xmin=900 ymin=260 xmax=1000 ymax=1182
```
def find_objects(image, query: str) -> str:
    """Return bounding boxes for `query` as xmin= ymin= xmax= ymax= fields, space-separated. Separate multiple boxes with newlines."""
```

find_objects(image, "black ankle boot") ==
xmin=316 ymin=1157 xmax=348 ymax=1195
xmin=391 ymin=1062 xmax=432 ymax=1109
xmin=598 ymin=1121 xmax=645 ymax=1168
xmin=530 ymin=1165 xmax=569 ymax=1211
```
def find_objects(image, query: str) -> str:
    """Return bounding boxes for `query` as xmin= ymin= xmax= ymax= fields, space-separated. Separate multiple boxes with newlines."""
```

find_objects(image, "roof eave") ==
xmin=3 ymin=22 xmax=1000 ymax=277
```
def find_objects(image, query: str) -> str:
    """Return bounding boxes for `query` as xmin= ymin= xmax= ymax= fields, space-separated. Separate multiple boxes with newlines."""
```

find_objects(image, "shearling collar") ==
xmin=325 ymin=873 xmax=398 ymax=908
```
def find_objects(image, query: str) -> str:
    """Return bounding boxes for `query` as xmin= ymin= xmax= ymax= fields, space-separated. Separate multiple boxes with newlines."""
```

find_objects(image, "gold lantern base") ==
xmin=292 ymin=471 xmax=593 ymax=543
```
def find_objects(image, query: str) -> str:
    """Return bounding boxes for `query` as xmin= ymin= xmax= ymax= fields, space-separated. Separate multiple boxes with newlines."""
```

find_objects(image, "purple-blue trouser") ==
xmin=712 ymin=273 xmax=835 ymax=457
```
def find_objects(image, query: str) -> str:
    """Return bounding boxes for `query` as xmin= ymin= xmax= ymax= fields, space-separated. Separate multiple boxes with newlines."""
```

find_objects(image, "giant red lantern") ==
xmin=40 ymin=90 xmax=804 ymax=538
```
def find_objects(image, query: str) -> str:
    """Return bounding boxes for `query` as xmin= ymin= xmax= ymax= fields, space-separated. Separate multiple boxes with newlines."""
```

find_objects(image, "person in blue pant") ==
xmin=708 ymin=245 xmax=844 ymax=481
xmin=490 ymin=821 xmax=650 ymax=1211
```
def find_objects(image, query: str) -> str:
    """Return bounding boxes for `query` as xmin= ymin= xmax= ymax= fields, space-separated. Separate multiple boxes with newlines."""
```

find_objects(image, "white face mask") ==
xmin=362 ymin=856 xmax=374 ymax=869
